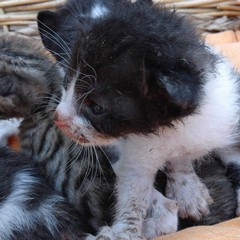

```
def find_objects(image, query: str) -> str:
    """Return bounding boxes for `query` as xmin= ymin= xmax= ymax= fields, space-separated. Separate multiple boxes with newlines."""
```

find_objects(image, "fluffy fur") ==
xmin=0 ymin=34 xmax=115 ymax=238
xmin=0 ymin=147 xmax=91 ymax=240
xmin=0 ymin=14 xmax=236 ymax=239
xmin=0 ymin=34 xmax=62 ymax=119
xmin=37 ymin=0 xmax=240 ymax=239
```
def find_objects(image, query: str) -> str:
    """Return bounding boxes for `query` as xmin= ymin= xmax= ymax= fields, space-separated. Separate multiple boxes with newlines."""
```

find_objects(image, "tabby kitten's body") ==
xmin=0 ymin=34 xmax=115 ymax=238
xmin=0 ymin=34 xmax=116 ymax=229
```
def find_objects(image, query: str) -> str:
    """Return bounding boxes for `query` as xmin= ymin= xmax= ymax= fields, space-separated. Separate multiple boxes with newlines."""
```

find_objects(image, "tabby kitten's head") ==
xmin=38 ymin=0 xmax=215 ymax=146
xmin=0 ymin=34 xmax=62 ymax=119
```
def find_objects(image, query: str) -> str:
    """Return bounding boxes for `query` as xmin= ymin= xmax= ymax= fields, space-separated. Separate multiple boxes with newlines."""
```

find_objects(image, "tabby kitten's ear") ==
xmin=37 ymin=11 xmax=65 ymax=61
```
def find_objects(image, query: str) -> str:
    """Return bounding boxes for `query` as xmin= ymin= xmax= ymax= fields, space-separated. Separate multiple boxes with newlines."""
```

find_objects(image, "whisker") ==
xmin=37 ymin=20 xmax=71 ymax=56
xmin=81 ymin=58 xmax=97 ymax=83
xmin=98 ymin=145 xmax=115 ymax=170
xmin=76 ymin=91 xmax=92 ymax=113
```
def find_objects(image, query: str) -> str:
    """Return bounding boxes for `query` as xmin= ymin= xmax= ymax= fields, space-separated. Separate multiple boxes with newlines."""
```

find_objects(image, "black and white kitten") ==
xmin=37 ymin=0 xmax=240 ymax=239
xmin=0 ymin=20 xmax=236 ymax=239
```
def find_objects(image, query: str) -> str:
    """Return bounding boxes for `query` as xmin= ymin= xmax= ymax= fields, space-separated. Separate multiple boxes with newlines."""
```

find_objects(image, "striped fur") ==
xmin=20 ymin=114 xmax=116 ymax=230
xmin=0 ymin=147 xmax=91 ymax=240
xmin=0 ymin=34 xmax=116 ymax=237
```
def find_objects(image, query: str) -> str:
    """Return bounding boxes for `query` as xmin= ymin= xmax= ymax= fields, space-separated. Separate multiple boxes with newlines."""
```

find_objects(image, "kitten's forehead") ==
xmin=78 ymin=18 xmax=194 ymax=74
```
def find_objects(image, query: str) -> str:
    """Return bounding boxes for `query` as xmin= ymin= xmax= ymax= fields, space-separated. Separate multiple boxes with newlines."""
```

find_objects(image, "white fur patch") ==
xmin=90 ymin=4 xmax=108 ymax=19
xmin=0 ymin=118 xmax=21 ymax=147
xmin=56 ymin=77 xmax=77 ymax=120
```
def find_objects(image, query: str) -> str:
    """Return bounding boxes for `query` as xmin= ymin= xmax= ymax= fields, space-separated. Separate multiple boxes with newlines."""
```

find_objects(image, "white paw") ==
xmin=142 ymin=189 xmax=178 ymax=239
xmin=86 ymin=226 xmax=115 ymax=240
xmin=0 ymin=119 xmax=21 ymax=147
xmin=86 ymin=225 xmax=146 ymax=240
xmin=166 ymin=171 xmax=213 ymax=220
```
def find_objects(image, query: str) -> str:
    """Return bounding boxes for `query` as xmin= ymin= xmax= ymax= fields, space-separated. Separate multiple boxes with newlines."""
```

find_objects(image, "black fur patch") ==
xmin=226 ymin=163 xmax=240 ymax=189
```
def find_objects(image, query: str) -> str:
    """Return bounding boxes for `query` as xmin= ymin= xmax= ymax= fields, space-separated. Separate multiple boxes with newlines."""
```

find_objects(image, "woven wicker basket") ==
xmin=0 ymin=0 xmax=239 ymax=37
xmin=158 ymin=0 xmax=240 ymax=32
xmin=0 ymin=0 xmax=64 ymax=37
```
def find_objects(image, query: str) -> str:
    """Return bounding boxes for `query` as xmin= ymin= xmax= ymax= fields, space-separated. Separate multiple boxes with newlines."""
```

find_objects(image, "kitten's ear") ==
xmin=143 ymin=67 xmax=199 ymax=113
xmin=37 ymin=11 xmax=64 ymax=61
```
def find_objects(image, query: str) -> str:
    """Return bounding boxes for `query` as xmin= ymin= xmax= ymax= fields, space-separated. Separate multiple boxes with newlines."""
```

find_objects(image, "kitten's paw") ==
xmin=142 ymin=189 xmax=178 ymax=239
xmin=86 ymin=225 xmax=146 ymax=240
xmin=86 ymin=226 xmax=114 ymax=240
xmin=166 ymin=171 xmax=213 ymax=220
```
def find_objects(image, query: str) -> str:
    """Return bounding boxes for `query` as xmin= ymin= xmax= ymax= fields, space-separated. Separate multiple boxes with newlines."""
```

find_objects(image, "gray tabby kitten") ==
xmin=0 ymin=31 xmax=236 ymax=240
xmin=0 ymin=34 xmax=93 ymax=239
xmin=0 ymin=34 xmax=116 ymax=232
xmin=0 ymin=32 xmax=115 ymax=235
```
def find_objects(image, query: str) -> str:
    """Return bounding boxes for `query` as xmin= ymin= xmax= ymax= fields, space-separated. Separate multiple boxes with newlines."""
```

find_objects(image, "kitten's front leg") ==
xmin=142 ymin=188 xmax=178 ymax=239
xmin=86 ymin=166 xmax=178 ymax=240
xmin=165 ymin=160 xmax=213 ymax=220
xmin=86 ymin=169 xmax=153 ymax=240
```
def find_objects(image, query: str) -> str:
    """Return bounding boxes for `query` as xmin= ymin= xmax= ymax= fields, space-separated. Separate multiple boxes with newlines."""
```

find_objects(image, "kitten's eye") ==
xmin=91 ymin=103 xmax=106 ymax=115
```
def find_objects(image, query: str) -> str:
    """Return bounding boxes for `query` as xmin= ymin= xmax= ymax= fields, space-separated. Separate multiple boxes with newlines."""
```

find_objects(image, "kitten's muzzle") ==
xmin=54 ymin=111 xmax=90 ymax=144
xmin=54 ymin=111 xmax=69 ymax=128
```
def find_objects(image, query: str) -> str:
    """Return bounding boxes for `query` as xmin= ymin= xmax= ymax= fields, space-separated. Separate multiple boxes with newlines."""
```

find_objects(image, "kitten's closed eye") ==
xmin=0 ymin=73 xmax=14 ymax=96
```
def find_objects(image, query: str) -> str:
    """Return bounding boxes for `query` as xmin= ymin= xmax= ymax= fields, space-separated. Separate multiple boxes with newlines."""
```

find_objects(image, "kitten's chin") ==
xmin=55 ymin=120 xmax=117 ymax=146
xmin=65 ymin=132 xmax=90 ymax=145
xmin=55 ymin=120 xmax=90 ymax=144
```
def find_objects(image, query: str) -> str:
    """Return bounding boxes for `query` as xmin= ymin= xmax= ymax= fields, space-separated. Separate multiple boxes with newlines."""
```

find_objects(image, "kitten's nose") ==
xmin=54 ymin=101 xmax=75 ymax=128
xmin=54 ymin=110 xmax=69 ymax=128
